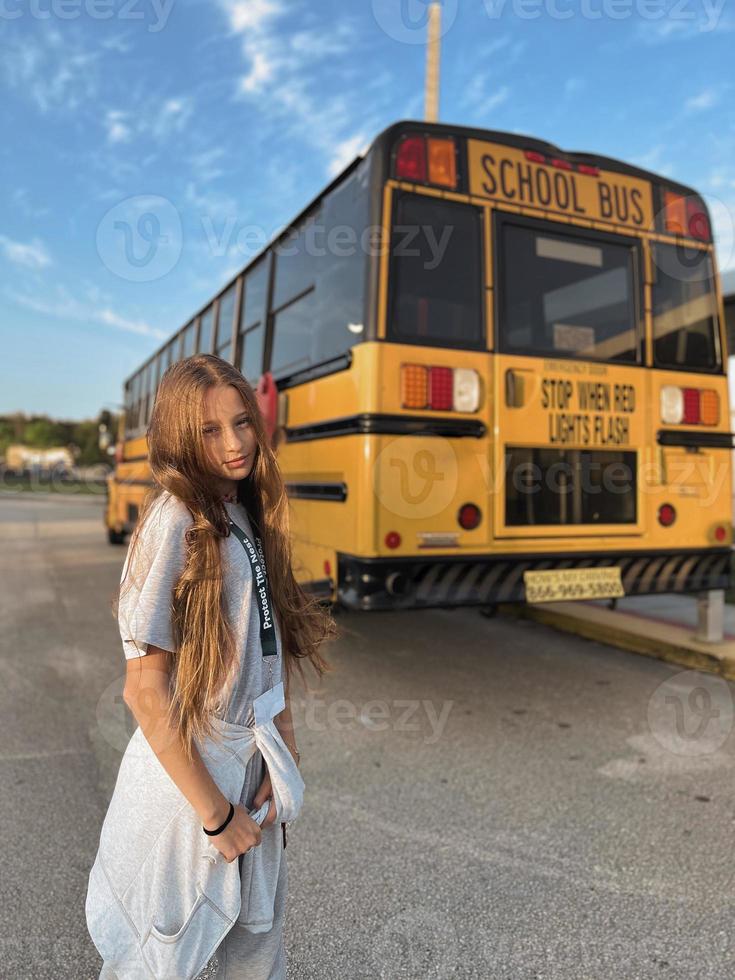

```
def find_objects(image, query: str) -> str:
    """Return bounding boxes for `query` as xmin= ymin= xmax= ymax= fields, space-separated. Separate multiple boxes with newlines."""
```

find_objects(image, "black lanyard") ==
xmin=227 ymin=516 xmax=278 ymax=660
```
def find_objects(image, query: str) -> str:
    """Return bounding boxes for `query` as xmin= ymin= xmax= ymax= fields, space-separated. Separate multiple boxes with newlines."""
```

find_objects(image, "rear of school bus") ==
xmin=105 ymin=371 xmax=155 ymax=543
xmin=318 ymin=120 xmax=732 ymax=611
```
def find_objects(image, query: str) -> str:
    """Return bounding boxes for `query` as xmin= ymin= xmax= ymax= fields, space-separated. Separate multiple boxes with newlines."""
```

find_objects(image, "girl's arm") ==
xmin=123 ymin=647 xmax=234 ymax=830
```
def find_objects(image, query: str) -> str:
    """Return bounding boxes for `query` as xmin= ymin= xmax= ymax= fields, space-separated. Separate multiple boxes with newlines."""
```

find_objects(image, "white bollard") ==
xmin=694 ymin=589 xmax=725 ymax=644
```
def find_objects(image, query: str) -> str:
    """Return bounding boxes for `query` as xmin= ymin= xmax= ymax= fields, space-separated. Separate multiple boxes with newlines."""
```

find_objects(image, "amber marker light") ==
xmin=401 ymin=364 xmax=428 ymax=409
xmin=700 ymin=389 xmax=720 ymax=425
xmin=427 ymin=138 xmax=457 ymax=188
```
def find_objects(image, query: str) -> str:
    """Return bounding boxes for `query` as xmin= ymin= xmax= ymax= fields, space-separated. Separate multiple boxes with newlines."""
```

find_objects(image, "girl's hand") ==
xmin=252 ymin=768 xmax=278 ymax=828
xmin=206 ymin=803 xmax=262 ymax=863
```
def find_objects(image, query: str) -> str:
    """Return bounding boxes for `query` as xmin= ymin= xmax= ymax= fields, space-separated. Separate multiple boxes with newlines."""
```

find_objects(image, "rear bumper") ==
xmin=336 ymin=548 xmax=733 ymax=611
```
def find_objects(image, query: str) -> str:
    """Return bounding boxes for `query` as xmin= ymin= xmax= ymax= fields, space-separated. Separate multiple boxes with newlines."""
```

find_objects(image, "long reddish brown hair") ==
xmin=117 ymin=354 xmax=337 ymax=759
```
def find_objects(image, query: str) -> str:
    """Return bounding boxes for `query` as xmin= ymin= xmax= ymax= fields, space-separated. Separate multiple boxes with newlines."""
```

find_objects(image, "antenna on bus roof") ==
xmin=424 ymin=2 xmax=441 ymax=122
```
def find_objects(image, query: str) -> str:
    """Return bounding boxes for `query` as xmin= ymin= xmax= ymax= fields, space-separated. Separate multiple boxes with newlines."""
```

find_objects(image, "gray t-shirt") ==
xmin=117 ymin=489 xmax=286 ymax=934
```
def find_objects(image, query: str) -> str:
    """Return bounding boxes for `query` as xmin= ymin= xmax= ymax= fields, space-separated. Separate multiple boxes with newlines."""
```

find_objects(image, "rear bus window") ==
xmin=651 ymin=243 xmax=720 ymax=371
xmin=388 ymin=192 xmax=484 ymax=349
xmin=497 ymin=217 xmax=640 ymax=364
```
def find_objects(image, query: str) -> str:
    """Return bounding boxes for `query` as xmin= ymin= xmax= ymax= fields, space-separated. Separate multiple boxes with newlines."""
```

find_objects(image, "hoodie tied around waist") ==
xmin=85 ymin=708 xmax=305 ymax=980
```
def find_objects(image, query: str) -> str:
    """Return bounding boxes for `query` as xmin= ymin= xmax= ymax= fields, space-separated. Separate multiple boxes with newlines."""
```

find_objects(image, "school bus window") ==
xmin=215 ymin=283 xmax=237 ymax=361
xmin=239 ymin=324 xmax=265 ymax=383
xmin=505 ymin=448 xmax=637 ymax=526
xmin=238 ymin=259 xmax=269 ymax=382
xmin=388 ymin=192 xmax=484 ymax=350
xmin=200 ymin=306 xmax=215 ymax=353
xmin=497 ymin=218 xmax=639 ymax=363
xmin=272 ymin=216 xmax=317 ymax=311
xmin=144 ymin=359 xmax=158 ymax=424
xmin=651 ymin=243 xmax=720 ymax=371
xmin=124 ymin=379 xmax=136 ymax=436
xmin=241 ymin=258 xmax=269 ymax=334
xmin=131 ymin=373 xmax=142 ymax=434
xmin=311 ymin=169 xmax=369 ymax=358
xmin=161 ymin=340 xmax=174 ymax=375
xmin=181 ymin=320 xmax=197 ymax=358
xmin=136 ymin=365 xmax=148 ymax=429
xmin=152 ymin=354 xmax=163 ymax=400
xmin=270 ymin=289 xmax=316 ymax=378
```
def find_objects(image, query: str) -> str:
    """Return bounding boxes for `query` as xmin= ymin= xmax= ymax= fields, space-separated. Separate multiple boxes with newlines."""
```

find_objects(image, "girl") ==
xmin=88 ymin=354 xmax=337 ymax=979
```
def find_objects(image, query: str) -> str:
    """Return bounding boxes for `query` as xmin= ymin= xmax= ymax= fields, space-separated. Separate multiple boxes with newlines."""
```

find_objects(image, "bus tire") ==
xmin=108 ymin=528 xmax=126 ymax=545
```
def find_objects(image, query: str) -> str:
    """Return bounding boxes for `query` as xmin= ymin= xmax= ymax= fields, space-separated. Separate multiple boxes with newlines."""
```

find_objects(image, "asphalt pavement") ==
xmin=2 ymin=493 xmax=734 ymax=980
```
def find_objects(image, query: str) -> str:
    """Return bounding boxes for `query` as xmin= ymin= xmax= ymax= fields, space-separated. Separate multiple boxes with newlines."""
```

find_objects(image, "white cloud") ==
xmin=484 ymin=85 xmax=510 ymax=113
xmin=630 ymin=144 xmax=674 ymax=178
xmin=105 ymin=110 xmax=132 ymax=144
xmin=227 ymin=0 xmax=281 ymax=33
xmin=11 ymin=189 xmax=50 ymax=220
xmin=634 ymin=14 xmax=735 ymax=44
xmin=328 ymin=133 xmax=371 ymax=177
xmin=0 ymin=236 xmax=52 ymax=269
xmin=7 ymin=286 xmax=164 ymax=339
xmin=1 ymin=29 xmax=99 ymax=113
xmin=239 ymin=50 xmax=276 ymax=94
xmin=219 ymin=0 xmax=368 ymax=176
xmin=103 ymin=96 xmax=194 ymax=146
xmin=189 ymin=147 xmax=227 ymax=183
xmin=685 ymin=89 xmax=718 ymax=112
xmin=289 ymin=23 xmax=355 ymax=57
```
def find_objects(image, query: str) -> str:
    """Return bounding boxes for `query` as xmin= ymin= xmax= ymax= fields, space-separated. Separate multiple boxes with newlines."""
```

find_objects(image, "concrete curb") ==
xmin=499 ymin=600 xmax=735 ymax=681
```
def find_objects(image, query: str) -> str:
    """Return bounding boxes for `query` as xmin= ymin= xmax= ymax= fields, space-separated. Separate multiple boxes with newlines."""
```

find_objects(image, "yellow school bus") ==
xmin=107 ymin=119 xmax=733 ymax=610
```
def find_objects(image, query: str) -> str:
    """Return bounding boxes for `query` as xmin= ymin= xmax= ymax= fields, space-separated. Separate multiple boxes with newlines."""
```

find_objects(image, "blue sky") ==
xmin=2 ymin=0 xmax=734 ymax=419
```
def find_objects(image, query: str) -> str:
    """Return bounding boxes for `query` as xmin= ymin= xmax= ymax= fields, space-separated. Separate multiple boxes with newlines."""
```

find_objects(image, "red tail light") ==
xmin=686 ymin=196 xmax=711 ymax=242
xmin=714 ymin=525 xmax=727 ymax=543
xmin=395 ymin=136 xmax=426 ymax=182
xmin=458 ymin=503 xmax=481 ymax=530
xmin=662 ymin=189 xmax=711 ymax=242
xmin=395 ymin=135 xmax=457 ymax=188
xmin=385 ymin=531 xmax=401 ymax=549
xmin=428 ymin=366 xmax=453 ymax=410
xmin=658 ymin=503 xmax=676 ymax=527
xmin=682 ymin=388 xmax=701 ymax=424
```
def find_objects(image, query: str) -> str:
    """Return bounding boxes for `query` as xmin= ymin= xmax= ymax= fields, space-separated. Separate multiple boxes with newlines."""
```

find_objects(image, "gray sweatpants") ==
xmin=205 ymin=844 xmax=288 ymax=979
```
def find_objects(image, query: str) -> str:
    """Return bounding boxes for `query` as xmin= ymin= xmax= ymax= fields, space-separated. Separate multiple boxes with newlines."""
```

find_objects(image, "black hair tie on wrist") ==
xmin=203 ymin=802 xmax=234 ymax=836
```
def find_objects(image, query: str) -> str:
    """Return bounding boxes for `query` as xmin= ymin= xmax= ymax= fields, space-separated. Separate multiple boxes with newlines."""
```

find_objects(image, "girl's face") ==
xmin=201 ymin=384 xmax=258 ymax=490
